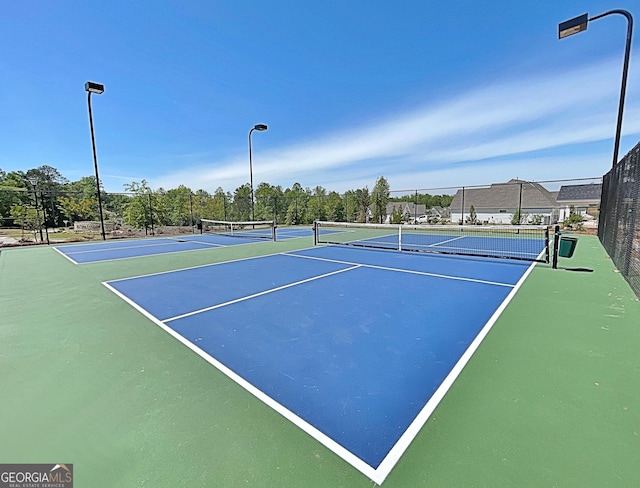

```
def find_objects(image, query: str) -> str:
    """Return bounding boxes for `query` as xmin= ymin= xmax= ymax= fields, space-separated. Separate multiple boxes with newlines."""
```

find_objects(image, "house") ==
xmin=385 ymin=202 xmax=426 ymax=223
xmin=556 ymin=183 xmax=602 ymax=222
xmin=449 ymin=179 xmax=559 ymax=225
xmin=427 ymin=206 xmax=451 ymax=223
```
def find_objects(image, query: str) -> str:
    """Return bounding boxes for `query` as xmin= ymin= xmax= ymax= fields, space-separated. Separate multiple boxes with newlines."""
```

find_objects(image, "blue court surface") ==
xmin=103 ymin=245 xmax=535 ymax=483
xmin=53 ymin=227 xmax=313 ymax=264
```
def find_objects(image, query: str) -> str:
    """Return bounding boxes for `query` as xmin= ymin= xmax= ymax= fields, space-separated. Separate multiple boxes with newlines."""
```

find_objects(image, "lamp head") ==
xmin=253 ymin=123 xmax=268 ymax=131
xmin=559 ymin=13 xmax=589 ymax=39
xmin=85 ymin=81 xmax=105 ymax=94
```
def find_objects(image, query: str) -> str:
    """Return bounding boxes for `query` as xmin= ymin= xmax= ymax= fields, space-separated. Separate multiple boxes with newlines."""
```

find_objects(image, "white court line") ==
xmin=282 ymin=252 xmax=515 ymax=288
xmin=427 ymin=235 xmax=466 ymax=246
xmin=168 ymin=237 xmax=226 ymax=248
xmin=52 ymin=246 xmax=79 ymax=264
xmin=62 ymin=239 xmax=213 ymax=255
xmin=55 ymin=244 xmax=227 ymax=265
xmin=105 ymin=246 xmax=318 ymax=283
xmin=56 ymin=236 xmax=286 ymax=265
xmin=163 ymin=264 xmax=361 ymax=323
xmin=54 ymin=233 xmax=278 ymax=265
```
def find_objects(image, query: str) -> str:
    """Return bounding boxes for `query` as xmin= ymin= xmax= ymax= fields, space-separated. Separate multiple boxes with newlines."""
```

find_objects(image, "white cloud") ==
xmin=151 ymin=57 xmax=639 ymax=193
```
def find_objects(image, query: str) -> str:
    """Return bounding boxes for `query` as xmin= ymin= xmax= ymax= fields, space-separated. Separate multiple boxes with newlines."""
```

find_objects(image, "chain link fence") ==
xmin=599 ymin=141 xmax=640 ymax=298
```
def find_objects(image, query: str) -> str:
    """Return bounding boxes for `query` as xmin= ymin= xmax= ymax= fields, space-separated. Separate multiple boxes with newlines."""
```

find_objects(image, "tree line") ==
xmin=0 ymin=165 xmax=452 ymax=232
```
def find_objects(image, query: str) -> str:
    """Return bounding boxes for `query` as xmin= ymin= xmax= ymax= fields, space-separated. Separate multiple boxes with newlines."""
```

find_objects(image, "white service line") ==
xmin=63 ymin=239 xmax=191 ymax=255
xmin=428 ymin=235 xmax=466 ymax=246
xmin=283 ymin=252 xmax=515 ymax=288
xmin=163 ymin=264 xmax=362 ymax=323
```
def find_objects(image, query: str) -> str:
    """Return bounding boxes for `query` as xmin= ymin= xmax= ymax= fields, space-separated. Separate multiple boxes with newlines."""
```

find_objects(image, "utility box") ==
xmin=558 ymin=236 xmax=578 ymax=258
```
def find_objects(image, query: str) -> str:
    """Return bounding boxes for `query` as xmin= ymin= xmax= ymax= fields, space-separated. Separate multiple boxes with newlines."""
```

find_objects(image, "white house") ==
xmin=385 ymin=202 xmax=426 ymax=223
xmin=556 ymin=183 xmax=602 ymax=222
xmin=449 ymin=179 xmax=560 ymax=225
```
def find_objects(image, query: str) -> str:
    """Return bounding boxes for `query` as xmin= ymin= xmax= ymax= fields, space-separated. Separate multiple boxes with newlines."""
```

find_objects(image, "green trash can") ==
xmin=558 ymin=236 xmax=577 ymax=258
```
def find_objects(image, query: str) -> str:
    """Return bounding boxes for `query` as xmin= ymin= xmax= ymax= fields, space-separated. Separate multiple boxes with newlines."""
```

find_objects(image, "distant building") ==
xmin=427 ymin=206 xmax=451 ymax=223
xmin=73 ymin=221 xmax=115 ymax=233
xmin=385 ymin=202 xmax=426 ymax=223
xmin=556 ymin=183 xmax=602 ymax=222
xmin=450 ymin=179 xmax=559 ymax=225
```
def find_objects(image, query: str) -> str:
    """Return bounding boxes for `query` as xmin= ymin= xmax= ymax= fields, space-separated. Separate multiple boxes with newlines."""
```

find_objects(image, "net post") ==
xmin=544 ymin=226 xmax=550 ymax=264
xmin=313 ymin=220 xmax=318 ymax=246
xmin=552 ymin=225 xmax=560 ymax=269
xmin=271 ymin=221 xmax=277 ymax=241
xmin=398 ymin=224 xmax=402 ymax=251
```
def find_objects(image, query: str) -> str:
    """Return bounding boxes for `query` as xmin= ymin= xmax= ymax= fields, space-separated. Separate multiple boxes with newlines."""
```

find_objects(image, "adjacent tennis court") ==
xmin=103 ymin=243 xmax=536 ymax=483
xmin=53 ymin=223 xmax=313 ymax=264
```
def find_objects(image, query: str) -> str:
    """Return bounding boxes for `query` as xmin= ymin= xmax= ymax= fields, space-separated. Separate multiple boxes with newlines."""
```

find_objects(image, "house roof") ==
xmin=556 ymin=183 xmax=602 ymax=203
xmin=450 ymin=179 xmax=557 ymax=212
xmin=385 ymin=202 xmax=426 ymax=215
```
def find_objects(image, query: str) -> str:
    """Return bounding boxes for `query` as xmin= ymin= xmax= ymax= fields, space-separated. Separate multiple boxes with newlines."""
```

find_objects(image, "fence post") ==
xmin=518 ymin=182 xmax=523 ymax=224
xmin=148 ymin=192 xmax=155 ymax=236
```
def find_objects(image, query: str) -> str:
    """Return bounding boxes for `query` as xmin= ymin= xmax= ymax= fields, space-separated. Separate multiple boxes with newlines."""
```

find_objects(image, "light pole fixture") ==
xmin=559 ymin=10 xmax=633 ymax=168
xmin=85 ymin=81 xmax=107 ymax=240
xmin=248 ymin=123 xmax=268 ymax=221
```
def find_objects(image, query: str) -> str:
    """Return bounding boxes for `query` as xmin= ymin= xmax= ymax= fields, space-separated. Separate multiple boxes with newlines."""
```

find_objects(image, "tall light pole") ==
xmin=248 ymin=123 xmax=268 ymax=221
xmin=559 ymin=10 xmax=633 ymax=168
xmin=85 ymin=81 xmax=107 ymax=240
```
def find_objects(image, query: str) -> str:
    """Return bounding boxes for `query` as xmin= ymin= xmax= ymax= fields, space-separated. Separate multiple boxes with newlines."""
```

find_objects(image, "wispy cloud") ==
xmin=151 ymin=57 xmax=639 ymax=193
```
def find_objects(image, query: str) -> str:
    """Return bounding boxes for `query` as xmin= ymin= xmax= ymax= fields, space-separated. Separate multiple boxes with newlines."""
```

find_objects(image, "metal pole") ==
xmin=518 ymin=182 xmax=523 ymax=224
xmin=189 ymin=192 xmax=194 ymax=233
xmin=148 ymin=192 xmax=155 ymax=236
xmin=460 ymin=187 xmax=465 ymax=224
xmin=273 ymin=194 xmax=277 ymax=222
xmin=41 ymin=189 xmax=50 ymax=244
xmin=343 ymin=194 xmax=346 ymax=223
xmin=249 ymin=128 xmax=255 ymax=222
xmin=87 ymin=92 xmax=106 ymax=240
xmin=32 ymin=185 xmax=44 ymax=242
xmin=569 ymin=10 xmax=634 ymax=168
xmin=50 ymin=191 xmax=57 ymax=229
xmin=552 ymin=225 xmax=560 ymax=269
xmin=588 ymin=10 xmax=633 ymax=168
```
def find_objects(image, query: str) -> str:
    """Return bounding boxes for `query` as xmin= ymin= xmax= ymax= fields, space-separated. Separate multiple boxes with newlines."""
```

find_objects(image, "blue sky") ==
xmin=1 ymin=1 xmax=638 ymax=194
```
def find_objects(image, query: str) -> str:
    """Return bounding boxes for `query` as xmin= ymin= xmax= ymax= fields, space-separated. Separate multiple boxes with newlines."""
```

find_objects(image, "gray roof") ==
xmin=556 ymin=184 xmax=602 ymax=203
xmin=385 ymin=202 xmax=426 ymax=215
xmin=450 ymin=179 xmax=557 ymax=212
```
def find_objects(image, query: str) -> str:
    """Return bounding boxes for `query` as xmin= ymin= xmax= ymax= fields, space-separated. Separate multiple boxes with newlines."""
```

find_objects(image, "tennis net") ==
xmin=201 ymin=219 xmax=276 ymax=241
xmin=313 ymin=221 xmax=550 ymax=263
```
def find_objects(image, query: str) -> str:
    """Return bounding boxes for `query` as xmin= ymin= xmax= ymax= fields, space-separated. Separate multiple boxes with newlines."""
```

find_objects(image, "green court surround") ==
xmin=1 ymin=234 xmax=638 ymax=487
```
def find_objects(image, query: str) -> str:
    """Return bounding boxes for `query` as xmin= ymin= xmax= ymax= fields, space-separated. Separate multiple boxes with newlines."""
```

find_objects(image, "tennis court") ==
xmin=1 ymin=228 xmax=639 ymax=487
xmin=53 ymin=223 xmax=313 ymax=264
xmin=104 ymin=243 xmax=535 ymax=483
